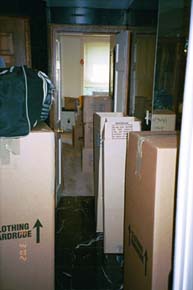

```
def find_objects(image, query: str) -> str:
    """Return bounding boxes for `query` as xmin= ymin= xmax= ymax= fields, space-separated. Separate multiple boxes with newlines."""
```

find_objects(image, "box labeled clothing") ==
xmin=151 ymin=111 xmax=176 ymax=131
xmin=93 ymin=112 xmax=123 ymax=233
xmin=124 ymin=131 xmax=178 ymax=290
xmin=82 ymin=147 xmax=93 ymax=173
xmin=84 ymin=122 xmax=94 ymax=148
xmin=103 ymin=118 xmax=141 ymax=253
xmin=83 ymin=95 xmax=112 ymax=123
xmin=0 ymin=123 xmax=55 ymax=290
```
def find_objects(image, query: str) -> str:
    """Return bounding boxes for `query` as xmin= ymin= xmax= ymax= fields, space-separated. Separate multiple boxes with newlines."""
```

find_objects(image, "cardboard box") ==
xmin=83 ymin=95 xmax=112 ymax=123
xmin=124 ymin=131 xmax=178 ymax=290
xmin=76 ymin=108 xmax=83 ymax=124
xmin=93 ymin=112 xmax=124 ymax=233
xmin=84 ymin=122 xmax=93 ymax=148
xmin=82 ymin=147 xmax=93 ymax=173
xmin=103 ymin=118 xmax=141 ymax=253
xmin=64 ymin=96 xmax=79 ymax=110
xmin=151 ymin=111 xmax=176 ymax=131
xmin=0 ymin=123 xmax=55 ymax=290
xmin=61 ymin=110 xmax=76 ymax=131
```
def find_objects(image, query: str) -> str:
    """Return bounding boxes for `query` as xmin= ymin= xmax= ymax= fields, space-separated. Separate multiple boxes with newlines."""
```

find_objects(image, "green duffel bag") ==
xmin=0 ymin=65 xmax=54 ymax=137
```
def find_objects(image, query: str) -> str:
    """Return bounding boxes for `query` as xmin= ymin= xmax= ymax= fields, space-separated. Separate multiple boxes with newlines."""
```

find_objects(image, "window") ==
xmin=83 ymin=38 xmax=110 ymax=95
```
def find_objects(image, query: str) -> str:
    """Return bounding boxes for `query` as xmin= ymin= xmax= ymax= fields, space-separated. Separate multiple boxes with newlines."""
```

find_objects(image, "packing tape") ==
xmin=135 ymin=136 xmax=146 ymax=177
xmin=0 ymin=138 xmax=20 ymax=166
xmin=135 ymin=132 xmax=178 ymax=177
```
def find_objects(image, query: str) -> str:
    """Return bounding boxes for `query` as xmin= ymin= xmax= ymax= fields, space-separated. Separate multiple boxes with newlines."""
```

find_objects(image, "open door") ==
xmin=50 ymin=35 xmax=64 ymax=206
xmin=113 ymin=30 xmax=131 ymax=114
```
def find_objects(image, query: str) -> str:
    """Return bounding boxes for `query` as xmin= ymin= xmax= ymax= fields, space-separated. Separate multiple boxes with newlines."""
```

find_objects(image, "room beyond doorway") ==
xmin=57 ymin=33 xmax=111 ymax=107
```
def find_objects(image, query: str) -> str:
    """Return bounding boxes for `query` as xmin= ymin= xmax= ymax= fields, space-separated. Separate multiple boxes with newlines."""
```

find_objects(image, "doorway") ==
xmin=49 ymin=25 xmax=131 ymax=203
xmin=49 ymin=25 xmax=131 ymax=118
xmin=58 ymin=33 xmax=111 ymax=108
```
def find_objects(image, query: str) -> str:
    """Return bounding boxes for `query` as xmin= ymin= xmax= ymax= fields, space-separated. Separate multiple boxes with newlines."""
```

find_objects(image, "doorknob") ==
xmin=145 ymin=110 xmax=152 ymax=126
xmin=54 ymin=128 xmax=64 ymax=133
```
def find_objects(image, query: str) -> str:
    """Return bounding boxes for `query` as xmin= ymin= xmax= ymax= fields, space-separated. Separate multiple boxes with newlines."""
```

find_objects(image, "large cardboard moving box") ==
xmin=73 ymin=124 xmax=83 ymax=148
xmin=124 ymin=132 xmax=178 ymax=290
xmin=103 ymin=118 xmax=141 ymax=254
xmin=83 ymin=95 xmax=112 ymax=123
xmin=64 ymin=96 xmax=79 ymax=110
xmin=93 ymin=112 xmax=123 ymax=233
xmin=84 ymin=122 xmax=94 ymax=148
xmin=0 ymin=123 xmax=55 ymax=290
xmin=82 ymin=147 xmax=93 ymax=173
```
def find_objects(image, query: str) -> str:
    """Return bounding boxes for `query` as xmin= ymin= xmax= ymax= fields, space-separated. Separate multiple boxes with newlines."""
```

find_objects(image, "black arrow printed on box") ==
xmin=33 ymin=219 xmax=43 ymax=244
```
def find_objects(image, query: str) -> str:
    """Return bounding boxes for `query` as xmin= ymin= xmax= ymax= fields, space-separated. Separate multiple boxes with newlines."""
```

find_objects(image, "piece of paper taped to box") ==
xmin=105 ymin=120 xmax=141 ymax=140
xmin=0 ymin=138 xmax=20 ymax=167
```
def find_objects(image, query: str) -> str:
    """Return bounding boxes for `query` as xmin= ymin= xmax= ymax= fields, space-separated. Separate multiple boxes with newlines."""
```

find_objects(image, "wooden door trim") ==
xmin=24 ymin=17 xmax=31 ymax=67
xmin=0 ymin=16 xmax=31 ymax=67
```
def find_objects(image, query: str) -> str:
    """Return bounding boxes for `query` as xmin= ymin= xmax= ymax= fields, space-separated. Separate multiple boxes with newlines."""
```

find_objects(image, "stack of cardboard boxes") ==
xmin=93 ymin=111 xmax=179 ymax=288
xmin=82 ymin=95 xmax=112 ymax=173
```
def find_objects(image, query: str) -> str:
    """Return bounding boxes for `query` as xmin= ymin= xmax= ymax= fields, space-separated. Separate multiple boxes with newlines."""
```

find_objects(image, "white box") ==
xmin=0 ymin=123 xmax=55 ymax=290
xmin=61 ymin=110 xmax=76 ymax=131
xmin=93 ymin=112 xmax=123 ymax=233
xmin=151 ymin=111 xmax=176 ymax=131
xmin=103 ymin=118 xmax=141 ymax=253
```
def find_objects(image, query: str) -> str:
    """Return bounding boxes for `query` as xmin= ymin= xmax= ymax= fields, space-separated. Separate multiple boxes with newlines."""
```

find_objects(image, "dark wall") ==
xmin=0 ymin=0 xmax=48 ymax=73
xmin=49 ymin=6 xmax=157 ymax=27
xmin=49 ymin=7 xmax=128 ymax=26
xmin=0 ymin=0 xmax=157 ymax=73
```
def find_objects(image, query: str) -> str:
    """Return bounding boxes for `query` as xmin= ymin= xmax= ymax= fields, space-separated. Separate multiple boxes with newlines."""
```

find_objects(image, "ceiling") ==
xmin=46 ymin=0 xmax=158 ymax=10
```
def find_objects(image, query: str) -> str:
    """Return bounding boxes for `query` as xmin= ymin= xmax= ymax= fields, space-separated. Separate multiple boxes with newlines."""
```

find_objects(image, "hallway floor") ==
xmin=55 ymin=135 xmax=123 ymax=290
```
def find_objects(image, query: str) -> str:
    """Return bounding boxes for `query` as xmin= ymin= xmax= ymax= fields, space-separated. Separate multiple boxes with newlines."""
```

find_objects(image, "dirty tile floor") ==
xmin=55 ymin=138 xmax=123 ymax=290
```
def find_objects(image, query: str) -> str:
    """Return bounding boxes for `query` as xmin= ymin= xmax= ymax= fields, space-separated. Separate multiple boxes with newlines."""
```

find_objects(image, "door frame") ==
xmin=48 ymin=24 xmax=155 ymax=203
xmin=48 ymin=24 xmax=129 ymax=204
xmin=48 ymin=24 xmax=156 ymax=125
xmin=48 ymin=24 xmax=128 ymax=123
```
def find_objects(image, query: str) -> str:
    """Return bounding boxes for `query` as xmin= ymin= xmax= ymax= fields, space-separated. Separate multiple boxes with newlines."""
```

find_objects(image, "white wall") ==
xmin=60 ymin=34 xmax=111 ymax=107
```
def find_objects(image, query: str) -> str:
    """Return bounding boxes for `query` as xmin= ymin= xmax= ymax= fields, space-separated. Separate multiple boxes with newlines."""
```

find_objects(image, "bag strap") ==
xmin=22 ymin=65 xmax=31 ymax=133
xmin=38 ymin=70 xmax=55 ymax=121
xmin=37 ymin=71 xmax=54 ymax=104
